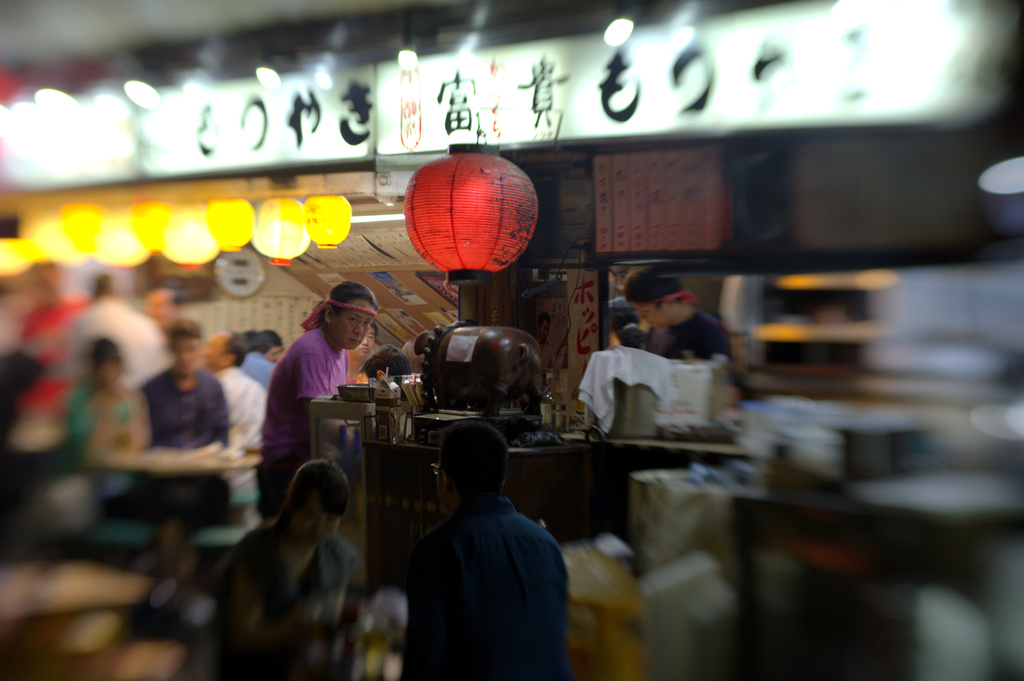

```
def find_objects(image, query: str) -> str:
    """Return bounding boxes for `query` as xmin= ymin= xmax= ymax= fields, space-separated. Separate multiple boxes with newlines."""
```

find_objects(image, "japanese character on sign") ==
xmin=599 ymin=52 xmax=640 ymax=123
xmin=752 ymin=39 xmax=791 ymax=113
xmin=576 ymin=326 xmax=594 ymax=356
xmin=518 ymin=56 xmax=569 ymax=130
xmin=401 ymin=69 xmax=422 ymax=150
xmin=197 ymin=103 xmax=218 ymax=157
xmin=573 ymin=279 xmax=596 ymax=306
xmin=339 ymin=81 xmax=372 ymax=146
xmin=672 ymin=44 xmax=714 ymax=113
xmin=437 ymin=71 xmax=477 ymax=136
xmin=486 ymin=59 xmax=505 ymax=139
xmin=287 ymin=91 xmax=322 ymax=148
xmin=241 ymin=98 xmax=268 ymax=150
xmin=840 ymin=26 xmax=869 ymax=103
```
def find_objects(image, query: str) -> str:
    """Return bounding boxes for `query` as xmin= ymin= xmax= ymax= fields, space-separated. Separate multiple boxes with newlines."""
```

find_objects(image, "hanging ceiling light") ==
xmin=252 ymin=198 xmax=310 ymax=266
xmin=207 ymin=199 xmax=254 ymax=251
xmin=598 ymin=13 xmax=630 ymax=46
xmin=21 ymin=213 xmax=87 ymax=265
xmin=256 ymin=66 xmax=282 ymax=90
xmin=403 ymin=144 xmax=538 ymax=285
xmin=398 ymin=9 xmax=420 ymax=70
xmin=60 ymin=203 xmax=104 ymax=253
xmin=131 ymin=201 xmax=170 ymax=251
xmin=94 ymin=210 xmax=150 ymax=268
xmin=123 ymin=80 xmax=161 ymax=109
xmin=302 ymin=196 xmax=351 ymax=248
xmin=398 ymin=49 xmax=418 ymax=71
xmin=34 ymin=88 xmax=78 ymax=109
xmin=162 ymin=204 xmax=220 ymax=268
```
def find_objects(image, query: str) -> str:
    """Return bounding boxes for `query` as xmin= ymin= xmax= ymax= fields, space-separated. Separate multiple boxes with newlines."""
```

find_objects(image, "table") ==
xmin=87 ymin=446 xmax=262 ymax=477
xmin=561 ymin=431 xmax=746 ymax=457
xmin=0 ymin=561 xmax=183 ymax=680
xmin=0 ymin=560 xmax=153 ymax=620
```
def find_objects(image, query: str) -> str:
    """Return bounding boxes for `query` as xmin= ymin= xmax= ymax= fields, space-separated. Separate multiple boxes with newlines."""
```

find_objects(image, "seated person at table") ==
xmin=62 ymin=337 xmax=150 ymax=472
xmin=622 ymin=266 xmax=731 ymax=362
xmin=361 ymin=344 xmax=412 ymax=384
xmin=241 ymin=329 xmax=283 ymax=390
xmin=346 ymin=320 xmax=377 ymax=384
xmin=402 ymin=420 xmax=574 ymax=681
xmin=143 ymin=319 xmax=230 ymax=450
xmin=4 ymin=338 xmax=150 ymax=554
xmin=205 ymin=330 xmax=267 ymax=451
xmin=218 ymin=459 xmax=358 ymax=681
xmin=141 ymin=319 xmax=231 ymax=581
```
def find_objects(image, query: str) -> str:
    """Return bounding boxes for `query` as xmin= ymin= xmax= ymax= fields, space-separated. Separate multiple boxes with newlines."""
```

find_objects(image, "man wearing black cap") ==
xmin=623 ymin=265 xmax=731 ymax=362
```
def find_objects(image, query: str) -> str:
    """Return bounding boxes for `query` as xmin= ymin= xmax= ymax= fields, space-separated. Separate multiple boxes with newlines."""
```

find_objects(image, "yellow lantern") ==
xmin=252 ymin=198 xmax=310 ymax=266
xmin=20 ymin=213 xmax=87 ymax=265
xmin=60 ymin=203 xmax=104 ymax=253
xmin=302 ymin=195 xmax=351 ymax=248
xmin=131 ymin=201 xmax=170 ymax=251
xmin=95 ymin=211 xmax=150 ymax=268
xmin=0 ymin=239 xmax=43 ymax=277
xmin=162 ymin=205 xmax=220 ymax=268
xmin=207 ymin=199 xmax=254 ymax=251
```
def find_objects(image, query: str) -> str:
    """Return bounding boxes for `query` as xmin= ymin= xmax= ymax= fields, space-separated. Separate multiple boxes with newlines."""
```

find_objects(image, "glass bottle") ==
xmin=540 ymin=370 xmax=554 ymax=426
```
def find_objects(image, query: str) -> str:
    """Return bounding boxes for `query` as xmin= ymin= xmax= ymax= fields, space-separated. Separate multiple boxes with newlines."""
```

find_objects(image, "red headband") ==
xmin=300 ymin=299 xmax=377 ymax=331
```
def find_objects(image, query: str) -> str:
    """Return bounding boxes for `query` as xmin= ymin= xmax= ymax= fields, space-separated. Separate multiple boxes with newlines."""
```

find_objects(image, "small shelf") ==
xmin=754 ymin=321 xmax=888 ymax=343
xmin=772 ymin=270 xmax=899 ymax=291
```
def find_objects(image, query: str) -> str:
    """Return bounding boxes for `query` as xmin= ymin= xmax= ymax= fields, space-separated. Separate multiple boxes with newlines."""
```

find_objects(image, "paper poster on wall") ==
xmin=375 ymin=310 xmax=413 ymax=344
xmin=415 ymin=271 xmax=460 ymax=307
xmin=373 ymin=324 xmax=401 ymax=348
xmin=534 ymin=298 xmax=568 ymax=371
xmin=316 ymin=272 xmax=344 ymax=286
xmin=388 ymin=308 xmax=428 ymax=335
xmin=369 ymin=271 xmax=425 ymax=305
xmin=425 ymin=311 xmax=453 ymax=330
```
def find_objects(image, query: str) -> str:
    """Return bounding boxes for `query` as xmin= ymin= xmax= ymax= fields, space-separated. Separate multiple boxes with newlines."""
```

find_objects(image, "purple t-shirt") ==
xmin=261 ymin=328 xmax=348 ymax=465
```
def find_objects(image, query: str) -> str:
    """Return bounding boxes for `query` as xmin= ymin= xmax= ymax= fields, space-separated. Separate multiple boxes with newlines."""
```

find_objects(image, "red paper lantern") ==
xmin=404 ymin=145 xmax=538 ymax=285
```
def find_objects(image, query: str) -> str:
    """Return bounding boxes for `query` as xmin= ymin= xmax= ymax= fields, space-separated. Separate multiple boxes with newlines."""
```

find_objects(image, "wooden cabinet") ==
xmin=363 ymin=441 xmax=592 ymax=593
xmin=751 ymin=270 xmax=895 ymax=371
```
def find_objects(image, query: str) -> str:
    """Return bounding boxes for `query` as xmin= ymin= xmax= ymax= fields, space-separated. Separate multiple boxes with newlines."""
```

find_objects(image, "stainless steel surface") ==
xmin=337 ymin=384 xmax=375 ymax=402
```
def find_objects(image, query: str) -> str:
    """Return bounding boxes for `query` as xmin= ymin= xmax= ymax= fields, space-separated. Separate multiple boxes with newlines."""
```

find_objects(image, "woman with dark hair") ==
xmin=608 ymin=296 xmax=644 ymax=349
xmin=219 ymin=458 xmax=357 ymax=681
xmin=260 ymin=281 xmax=379 ymax=518
xmin=61 ymin=337 xmax=150 ymax=473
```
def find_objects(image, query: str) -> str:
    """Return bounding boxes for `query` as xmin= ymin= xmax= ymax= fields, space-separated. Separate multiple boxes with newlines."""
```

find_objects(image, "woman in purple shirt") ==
xmin=259 ymin=281 xmax=378 ymax=518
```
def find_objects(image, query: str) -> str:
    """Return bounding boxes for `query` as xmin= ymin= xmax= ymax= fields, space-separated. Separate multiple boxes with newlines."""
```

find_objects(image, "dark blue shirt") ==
xmin=142 ymin=368 xmax=229 ymax=449
xmin=401 ymin=495 xmax=574 ymax=681
xmin=644 ymin=310 xmax=731 ymax=361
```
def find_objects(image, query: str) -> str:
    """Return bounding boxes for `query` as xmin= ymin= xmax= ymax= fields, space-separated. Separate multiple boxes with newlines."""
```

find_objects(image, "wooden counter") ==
xmin=562 ymin=430 xmax=749 ymax=539
xmin=363 ymin=441 xmax=592 ymax=593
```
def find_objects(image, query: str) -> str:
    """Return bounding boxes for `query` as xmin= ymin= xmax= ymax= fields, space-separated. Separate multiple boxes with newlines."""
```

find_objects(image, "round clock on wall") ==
xmin=214 ymin=248 xmax=267 ymax=298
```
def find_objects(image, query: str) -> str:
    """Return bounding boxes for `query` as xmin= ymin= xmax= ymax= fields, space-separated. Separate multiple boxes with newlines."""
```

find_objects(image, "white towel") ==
xmin=578 ymin=346 xmax=675 ymax=432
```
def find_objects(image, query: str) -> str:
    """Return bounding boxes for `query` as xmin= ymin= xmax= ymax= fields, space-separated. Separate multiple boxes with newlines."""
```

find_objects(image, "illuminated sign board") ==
xmin=0 ymin=0 xmax=1014 ymax=188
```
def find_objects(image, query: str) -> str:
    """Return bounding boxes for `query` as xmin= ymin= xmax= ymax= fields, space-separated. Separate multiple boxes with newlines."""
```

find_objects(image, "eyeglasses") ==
xmin=430 ymin=463 xmax=443 ymax=476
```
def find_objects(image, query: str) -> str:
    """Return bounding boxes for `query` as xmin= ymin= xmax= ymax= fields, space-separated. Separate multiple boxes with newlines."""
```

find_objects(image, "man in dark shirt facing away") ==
xmin=623 ymin=265 xmax=731 ymax=362
xmin=401 ymin=420 xmax=574 ymax=681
